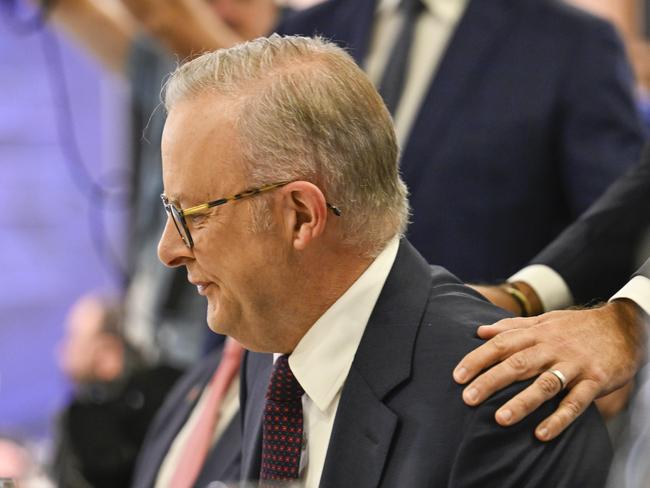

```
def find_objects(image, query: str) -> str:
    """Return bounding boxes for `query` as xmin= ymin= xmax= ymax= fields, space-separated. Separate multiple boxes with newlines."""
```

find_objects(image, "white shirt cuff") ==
xmin=509 ymin=264 xmax=574 ymax=312
xmin=610 ymin=276 xmax=650 ymax=316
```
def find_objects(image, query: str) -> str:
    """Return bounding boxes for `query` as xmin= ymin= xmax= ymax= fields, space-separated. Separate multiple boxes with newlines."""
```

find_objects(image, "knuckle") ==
xmin=491 ymin=334 xmax=510 ymax=354
xmin=498 ymin=318 xmax=522 ymax=330
xmin=512 ymin=395 xmax=532 ymax=413
xmin=560 ymin=398 xmax=582 ymax=420
xmin=505 ymin=353 xmax=528 ymax=373
xmin=537 ymin=375 xmax=561 ymax=396
xmin=589 ymin=365 xmax=609 ymax=385
xmin=489 ymin=318 xmax=507 ymax=329
xmin=479 ymin=369 xmax=498 ymax=389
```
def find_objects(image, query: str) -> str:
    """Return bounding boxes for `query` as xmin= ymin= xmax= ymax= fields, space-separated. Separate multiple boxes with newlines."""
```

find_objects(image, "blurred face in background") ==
xmin=208 ymin=0 xmax=279 ymax=40
xmin=0 ymin=439 xmax=30 ymax=481
xmin=58 ymin=296 xmax=123 ymax=384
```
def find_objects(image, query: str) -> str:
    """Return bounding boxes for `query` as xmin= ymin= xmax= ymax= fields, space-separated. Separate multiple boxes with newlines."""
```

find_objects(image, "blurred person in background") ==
xmin=277 ymin=0 xmax=646 ymax=282
xmin=45 ymin=0 xmax=289 ymax=365
xmin=0 ymin=437 xmax=50 ymax=487
xmin=53 ymin=293 xmax=181 ymax=488
xmin=566 ymin=0 xmax=650 ymax=132
xmin=0 ymin=0 xmax=131 ymax=445
xmin=0 ymin=438 xmax=30 ymax=482
xmin=130 ymin=338 xmax=243 ymax=488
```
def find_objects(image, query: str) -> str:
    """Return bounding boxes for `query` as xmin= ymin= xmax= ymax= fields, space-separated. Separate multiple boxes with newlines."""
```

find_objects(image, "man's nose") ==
xmin=158 ymin=218 xmax=192 ymax=268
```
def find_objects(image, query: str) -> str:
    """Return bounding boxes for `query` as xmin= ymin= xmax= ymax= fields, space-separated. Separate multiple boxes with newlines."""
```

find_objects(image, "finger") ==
xmin=461 ymin=344 xmax=554 ymax=406
xmin=476 ymin=316 xmax=541 ymax=340
xmin=493 ymin=362 xmax=578 ymax=426
xmin=534 ymin=380 xmax=600 ymax=441
xmin=453 ymin=329 xmax=536 ymax=385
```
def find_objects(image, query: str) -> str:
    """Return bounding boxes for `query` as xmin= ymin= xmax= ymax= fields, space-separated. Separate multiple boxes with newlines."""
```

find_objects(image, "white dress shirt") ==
xmin=364 ymin=0 xmax=468 ymax=144
xmin=509 ymin=264 xmax=574 ymax=312
xmin=510 ymin=264 xmax=650 ymax=316
xmin=276 ymin=237 xmax=399 ymax=488
xmin=611 ymin=275 xmax=650 ymax=316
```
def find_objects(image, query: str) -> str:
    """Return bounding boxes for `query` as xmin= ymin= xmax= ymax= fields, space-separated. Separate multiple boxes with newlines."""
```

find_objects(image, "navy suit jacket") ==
xmin=277 ymin=0 xmax=645 ymax=282
xmin=533 ymin=144 xmax=650 ymax=303
xmin=240 ymin=240 xmax=612 ymax=487
xmin=131 ymin=347 xmax=241 ymax=488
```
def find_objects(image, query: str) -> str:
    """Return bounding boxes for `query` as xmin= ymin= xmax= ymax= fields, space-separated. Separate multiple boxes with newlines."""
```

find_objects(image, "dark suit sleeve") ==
xmin=448 ymin=383 xmax=612 ymax=487
xmin=532 ymin=145 xmax=650 ymax=303
xmin=558 ymin=17 xmax=645 ymax=218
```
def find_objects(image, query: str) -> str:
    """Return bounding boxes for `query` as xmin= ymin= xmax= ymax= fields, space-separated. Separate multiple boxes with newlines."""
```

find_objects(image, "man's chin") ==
xmin=206 ymin=312 xmax=226 ymax=335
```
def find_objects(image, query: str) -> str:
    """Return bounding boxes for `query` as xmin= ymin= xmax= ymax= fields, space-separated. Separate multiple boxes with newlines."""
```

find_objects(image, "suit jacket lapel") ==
xmin=194 ymin=410 xmax=242 ymax=486
xmin=319 ymin=240 xmax=434 ymax=488
xmin=318 ymin=369 xmax=398 ymax=488
xmin=241 ymin=352 xmax=274 ymax=481
xmin=401 ymin=0 xmax=518 ymax=178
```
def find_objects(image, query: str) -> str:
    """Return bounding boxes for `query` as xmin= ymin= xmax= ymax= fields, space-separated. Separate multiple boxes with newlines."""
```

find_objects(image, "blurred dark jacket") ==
xmin=53 ymin=364 xmax=182 ymax=488
xmin=532 ymin=144 xmax=650 ymax=302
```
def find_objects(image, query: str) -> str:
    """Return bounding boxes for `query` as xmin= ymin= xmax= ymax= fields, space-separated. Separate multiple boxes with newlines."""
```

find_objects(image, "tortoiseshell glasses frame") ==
xmin=161 ymin=180 xmax=342 ymax=248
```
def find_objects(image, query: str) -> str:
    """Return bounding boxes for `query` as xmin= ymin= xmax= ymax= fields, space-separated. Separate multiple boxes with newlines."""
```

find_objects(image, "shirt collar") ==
xmin=285 ymin=237 xmax=400 ymax=413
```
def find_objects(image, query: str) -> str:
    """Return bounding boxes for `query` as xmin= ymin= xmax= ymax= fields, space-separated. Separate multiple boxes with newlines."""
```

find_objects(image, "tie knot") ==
xmin=266 ymin=355 xmax=304 ymax=403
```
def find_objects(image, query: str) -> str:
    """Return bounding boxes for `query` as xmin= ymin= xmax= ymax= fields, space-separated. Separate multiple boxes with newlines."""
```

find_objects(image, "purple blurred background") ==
xmin=0 ymin=13 xmax=129 ymax=440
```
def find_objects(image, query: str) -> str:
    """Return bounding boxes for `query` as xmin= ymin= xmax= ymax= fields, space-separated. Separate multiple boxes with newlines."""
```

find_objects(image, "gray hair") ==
xmin=164 ymin=34 xmax=409 ymax=256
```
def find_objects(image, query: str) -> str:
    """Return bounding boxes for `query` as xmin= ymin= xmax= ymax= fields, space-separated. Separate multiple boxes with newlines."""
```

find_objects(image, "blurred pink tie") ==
xmin=170 ymin=338 xmax=244 ymax=488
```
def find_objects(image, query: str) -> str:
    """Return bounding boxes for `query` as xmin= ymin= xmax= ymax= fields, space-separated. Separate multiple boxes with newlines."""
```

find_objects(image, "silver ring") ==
xmin=547 ymin=369 xmax=567 ymax=391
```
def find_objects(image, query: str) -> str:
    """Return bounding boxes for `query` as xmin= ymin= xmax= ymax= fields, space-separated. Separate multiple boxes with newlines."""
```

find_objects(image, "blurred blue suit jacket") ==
xmin=277 ymin=0 xmax=645 ymax=282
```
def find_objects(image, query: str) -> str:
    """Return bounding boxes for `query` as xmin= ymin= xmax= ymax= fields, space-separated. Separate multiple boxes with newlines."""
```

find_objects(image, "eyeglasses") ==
xmin=161 ymin=180 xmax=342 ymax=248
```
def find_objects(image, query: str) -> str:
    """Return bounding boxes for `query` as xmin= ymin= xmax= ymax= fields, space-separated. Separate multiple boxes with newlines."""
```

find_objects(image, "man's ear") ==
xmin=278 ymin=181 xmax=329 ymax=251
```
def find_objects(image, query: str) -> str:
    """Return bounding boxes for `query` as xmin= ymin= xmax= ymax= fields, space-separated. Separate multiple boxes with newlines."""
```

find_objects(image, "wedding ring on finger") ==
xmin=547 ymin=369 xmax=567 ymax=391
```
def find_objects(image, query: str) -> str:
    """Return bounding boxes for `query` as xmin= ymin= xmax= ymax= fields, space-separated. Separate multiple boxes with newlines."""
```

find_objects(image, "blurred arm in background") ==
xmin=46 ymin=0 xmax=245 ymax=74
xmin=47 ymin=0 xmax=136 ymax=73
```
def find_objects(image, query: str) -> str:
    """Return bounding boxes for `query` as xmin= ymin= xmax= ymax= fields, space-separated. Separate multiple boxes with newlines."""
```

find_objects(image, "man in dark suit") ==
xmin=276 ymin=0 xmax=645 ymax=283
xmin=157 ymin=35 xmax=611 ymax=487
xmin=455 ymin=146 xmax=650 ymax=442
xmin=130 ymin=340 xmax=242 ymax=488
xmin=239 ymin=240 xmax=613 ymax=487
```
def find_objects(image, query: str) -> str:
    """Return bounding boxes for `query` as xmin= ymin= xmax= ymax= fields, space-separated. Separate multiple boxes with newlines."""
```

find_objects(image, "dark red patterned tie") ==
xmin=260 ymin=355 xmax=305 ymax=485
